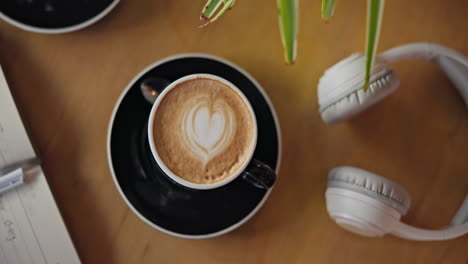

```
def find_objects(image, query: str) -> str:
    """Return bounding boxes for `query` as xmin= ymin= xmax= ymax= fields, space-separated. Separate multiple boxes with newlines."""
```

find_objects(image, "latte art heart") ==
xmin=152 ymin=77 xmax=255 ymax=184
xmin=180 ymin=96 xmax=235 ymax=163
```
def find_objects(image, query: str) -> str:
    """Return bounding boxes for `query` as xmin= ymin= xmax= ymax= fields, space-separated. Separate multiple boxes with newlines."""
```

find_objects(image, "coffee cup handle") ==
xmin=241 ymin=159 xmax=277 ymax=190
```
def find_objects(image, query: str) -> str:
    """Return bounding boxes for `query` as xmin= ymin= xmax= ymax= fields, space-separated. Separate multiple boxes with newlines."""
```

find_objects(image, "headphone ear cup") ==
xmin=326 ymin=188 xmax=399 ymax=237
xmin=318 ymin=54 xmax=400 ymax=124
xmin=326 ymin=167 xmax=411 ymax=237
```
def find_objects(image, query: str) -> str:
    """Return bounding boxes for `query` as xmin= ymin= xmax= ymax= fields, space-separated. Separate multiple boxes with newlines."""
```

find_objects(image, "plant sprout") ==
xmin=363 ymin=0 xmax=385 ymax=90
xmin=200 ymin=0 xmax=236 ymax=27
xmin=321 ymin=0 xmax=336 ymax=20
xmin=200 ymin=0 xmax=385 ymax=90
xmin=278 ymin=0 xmax=299 ymax=64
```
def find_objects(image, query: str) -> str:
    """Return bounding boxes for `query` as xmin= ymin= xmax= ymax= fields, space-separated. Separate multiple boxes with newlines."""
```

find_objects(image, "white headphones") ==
xmin=318 ymin=43 xmax=468 ymax=241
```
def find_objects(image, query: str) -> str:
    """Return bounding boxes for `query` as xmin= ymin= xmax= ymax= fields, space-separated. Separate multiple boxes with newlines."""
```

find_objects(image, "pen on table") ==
xmin=0 ymin=158 xmax=41 ymax=195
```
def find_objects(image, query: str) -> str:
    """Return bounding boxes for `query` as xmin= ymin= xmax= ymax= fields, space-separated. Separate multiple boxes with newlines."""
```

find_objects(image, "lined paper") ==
xmin=0 ymin=65 xmax=80 ymax=264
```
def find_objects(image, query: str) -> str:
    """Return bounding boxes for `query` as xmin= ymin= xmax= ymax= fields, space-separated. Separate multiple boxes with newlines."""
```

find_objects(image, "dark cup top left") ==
xmin=0 ymin=0 xmax=115 ymax=29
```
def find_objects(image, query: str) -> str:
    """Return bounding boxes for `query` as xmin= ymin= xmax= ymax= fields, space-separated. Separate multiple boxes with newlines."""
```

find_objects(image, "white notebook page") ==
xmin=0 ymin=65 xmax=81 ymax=264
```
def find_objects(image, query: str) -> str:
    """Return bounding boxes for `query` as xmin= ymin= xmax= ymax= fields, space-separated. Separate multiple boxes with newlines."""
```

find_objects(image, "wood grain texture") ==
xmin=0 ymin=0 xmax=467 ymax=263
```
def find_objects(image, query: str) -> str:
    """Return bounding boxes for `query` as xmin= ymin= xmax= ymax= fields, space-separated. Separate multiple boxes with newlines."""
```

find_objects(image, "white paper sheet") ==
xmin=0 ymin=65 xmax=80 ymax=264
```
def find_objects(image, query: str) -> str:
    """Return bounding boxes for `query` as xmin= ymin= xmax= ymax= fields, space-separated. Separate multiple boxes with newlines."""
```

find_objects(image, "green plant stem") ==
xmin=364 ymin=0 xmax=385 ymax=90
xmin=209 ymin=0 xmax=234 ymax=23
xmin=321 ymin=0 xmax=336 ymax=20
xmin=201 ymin=0 xmax=223 ymax=20
xmin=278 ymin=0 xmax=299 ymax=64
xmin=200 ymin=0 xmax=235 ymax=26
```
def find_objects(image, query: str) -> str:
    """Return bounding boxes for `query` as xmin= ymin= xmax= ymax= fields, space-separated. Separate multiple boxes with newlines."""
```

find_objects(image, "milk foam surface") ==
xmin=153 ymin=78 xmax=255 ymax=184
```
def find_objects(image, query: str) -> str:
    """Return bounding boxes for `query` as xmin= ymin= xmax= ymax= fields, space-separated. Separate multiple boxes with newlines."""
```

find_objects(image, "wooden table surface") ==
xmin=0 ymin=0 xmax=467 ymax=263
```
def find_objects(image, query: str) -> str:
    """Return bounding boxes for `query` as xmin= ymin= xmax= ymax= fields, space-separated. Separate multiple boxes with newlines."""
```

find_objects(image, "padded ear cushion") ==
xmin=318 ymin=53 xmax=400 ymax=124
xmin=327 ymin=166 xmax=411 ymax=215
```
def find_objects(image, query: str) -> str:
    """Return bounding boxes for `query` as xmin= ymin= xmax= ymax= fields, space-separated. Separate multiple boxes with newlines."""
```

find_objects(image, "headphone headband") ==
xmin=379 ymin=43 xmax=468 ymax=68
xmin=451 ymin=195 xmax=468 ymax=226
xmin=391 ymin=195 xmax=468 ymax=241
xmin=392 ymin=221 xmax=468 ymax=241
xmin=378 ymin=43 xmax=468 ymax=107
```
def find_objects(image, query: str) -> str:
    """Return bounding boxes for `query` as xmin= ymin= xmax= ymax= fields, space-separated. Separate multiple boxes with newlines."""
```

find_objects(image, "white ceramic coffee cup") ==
xmin=148 ymin=73 xmax=276 ymax=190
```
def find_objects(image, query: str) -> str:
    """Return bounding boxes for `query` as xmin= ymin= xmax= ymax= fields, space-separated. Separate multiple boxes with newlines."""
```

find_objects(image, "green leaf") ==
xmin=200 ymin=0 xmax=235 ymax=26
xmin=209 ymin=0 xmax=234 ymax=23
xmin=224 ymin=0 xmax=236 ymax=8
xmin=201 ymin=0 xmax=223 ymax=20
xmin=364 ymin=0 xmax=385 ymax=90
xmin=321 ymin=0 xmax=336 ymax=20
xmin=278 ymin=0 xmax=299 ymax=64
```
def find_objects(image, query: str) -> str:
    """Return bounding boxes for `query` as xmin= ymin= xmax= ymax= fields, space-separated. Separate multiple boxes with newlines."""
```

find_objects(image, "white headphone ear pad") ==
xmin=326 ymin=166 xmax=412 ymax=237
xmin=327 ymin=166 xmax=411 ymax=215
xmin=326 ymin=188 xmax=401 ymax=237
xmin=318 ymin=54 xmax=400 ymax=124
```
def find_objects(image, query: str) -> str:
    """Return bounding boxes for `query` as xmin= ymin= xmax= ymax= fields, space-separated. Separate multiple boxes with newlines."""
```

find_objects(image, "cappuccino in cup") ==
xmin=152 ymin=77 xmax=256 ymax=184
xmin=149 ymin=74 xmax=275 ymax=190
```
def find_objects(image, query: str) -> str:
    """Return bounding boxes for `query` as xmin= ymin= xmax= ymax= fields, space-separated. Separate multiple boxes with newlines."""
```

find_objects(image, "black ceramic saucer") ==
xmin=0 ymin=0 xmax=119 ymax=34
xmin=108 ymin=54 xmax=281 ymax=238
